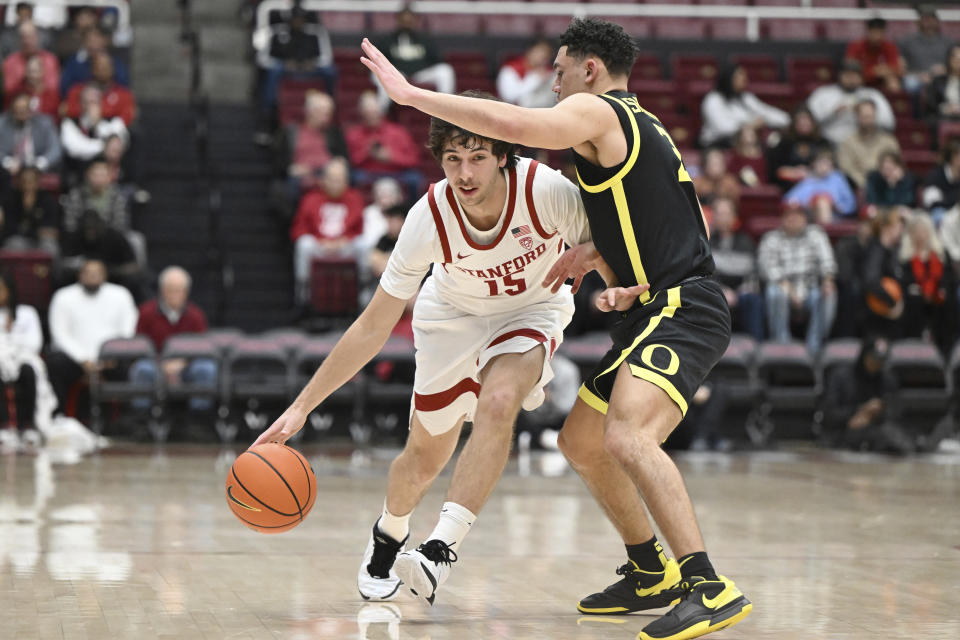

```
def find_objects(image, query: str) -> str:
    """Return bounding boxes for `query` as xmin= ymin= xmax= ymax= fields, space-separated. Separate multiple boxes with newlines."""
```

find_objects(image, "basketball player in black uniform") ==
xmin=362 ymin=18 xmax=752 ymax=640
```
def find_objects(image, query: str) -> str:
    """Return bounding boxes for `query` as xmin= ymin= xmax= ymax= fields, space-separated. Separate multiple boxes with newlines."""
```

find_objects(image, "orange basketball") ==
xmin=866 ymin=277 xmax=902 ymax=316
xmin=225 ymin=443 xmax=317 ymax=533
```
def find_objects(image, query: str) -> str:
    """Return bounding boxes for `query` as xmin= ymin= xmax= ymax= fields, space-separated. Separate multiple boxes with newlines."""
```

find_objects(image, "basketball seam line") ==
xmin=231 ymin=509 xmax=299 ymax=529
xmin=231 ymin=465 xmax=299 ymax=518
xmin=286 ymin=448 xmax=314 ymax=518
xmin=248 ymin=450 xmax=304 ymax=520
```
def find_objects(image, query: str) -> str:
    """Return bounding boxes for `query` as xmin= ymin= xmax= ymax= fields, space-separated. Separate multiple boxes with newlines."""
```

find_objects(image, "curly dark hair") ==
xmin=558 ymin=17 xmax=640 ymax=77
xmin=427 ymin=90 xmax=518 ymax=167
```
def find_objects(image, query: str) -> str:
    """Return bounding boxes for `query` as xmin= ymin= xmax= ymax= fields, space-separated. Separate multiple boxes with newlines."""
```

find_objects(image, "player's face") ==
xmin=552 ymin=46 xmax=587 ymax=102
xmin=440 ymin=141 xmax=506 ymax=208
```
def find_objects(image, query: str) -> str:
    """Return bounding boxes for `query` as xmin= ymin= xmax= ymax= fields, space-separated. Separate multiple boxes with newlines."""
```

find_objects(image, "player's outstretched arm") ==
xmin=360 ymin=38 xmax=609 ymax=150
xmin=251 ymin=286 xmax=408 ymax=446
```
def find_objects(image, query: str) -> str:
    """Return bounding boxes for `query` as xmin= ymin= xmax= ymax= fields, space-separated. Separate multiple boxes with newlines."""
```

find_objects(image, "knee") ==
xmin=475 ymin=386 xmax=523 ymax=429
xmin=602 ymin=417 xmax=658 ymax=467
xmin=558 ymin=420 xmax=607 ymax=469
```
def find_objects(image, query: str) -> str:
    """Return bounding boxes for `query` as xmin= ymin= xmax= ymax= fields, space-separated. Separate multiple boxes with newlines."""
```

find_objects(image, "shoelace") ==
xmin=614 ymin=563 xmax=633 ymax=577
xmin=368 ymin=532 xmax=404 ymax=579
xmin=417 ymin=539 xmax=458 ymax=566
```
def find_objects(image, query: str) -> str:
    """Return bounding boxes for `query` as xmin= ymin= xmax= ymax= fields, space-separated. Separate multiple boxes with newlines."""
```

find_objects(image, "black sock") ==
xmin=625 ymin=536 xmax=667 ymax=572
xmin=678 ymin=551 xmax=718 ymax=581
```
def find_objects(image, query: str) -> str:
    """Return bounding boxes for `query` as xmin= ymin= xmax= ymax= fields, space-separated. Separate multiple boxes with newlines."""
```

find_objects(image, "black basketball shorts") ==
xmin=578 ymin=277 xmax=732 ymax=417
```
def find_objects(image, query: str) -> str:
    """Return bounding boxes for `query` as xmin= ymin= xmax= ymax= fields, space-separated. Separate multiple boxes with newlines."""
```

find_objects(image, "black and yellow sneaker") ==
xmin=577 ymin=558 xmax=682 ymax=614
xmin=637 ymin=575 xmax=752 ymax=640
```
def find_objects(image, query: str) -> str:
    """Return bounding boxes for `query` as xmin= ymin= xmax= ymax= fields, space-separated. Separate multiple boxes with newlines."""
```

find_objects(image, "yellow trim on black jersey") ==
xmin=578 ymin=384 xmax=609 ymax=415
xmin=576 ymin=95 xmax=641 ymax=193
xmin=611 ymin=181 xmax=651 ymax=302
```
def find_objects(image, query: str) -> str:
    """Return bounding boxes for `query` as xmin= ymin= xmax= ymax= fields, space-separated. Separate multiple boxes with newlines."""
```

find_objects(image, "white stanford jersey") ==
xmin=380 ymin=157 xmax=592 ymax=314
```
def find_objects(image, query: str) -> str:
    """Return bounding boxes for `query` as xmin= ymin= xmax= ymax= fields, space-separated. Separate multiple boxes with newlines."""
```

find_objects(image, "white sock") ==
xmin=378 ymin=501 xmax=411 ymax=542
xmin=426 ymin=501 xmax=476 ymax=549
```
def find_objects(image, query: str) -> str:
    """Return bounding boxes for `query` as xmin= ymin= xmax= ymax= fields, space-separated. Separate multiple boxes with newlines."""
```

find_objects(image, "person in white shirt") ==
xmin=807 ymin=59 xmax=896 ymax=145
xmin=497 ymin=37 xmax=557 ymax=108
xmin=61 ymin=85 xmax=129 ymax=164
xmin=699 ymin=64 xmax=790 ymax=147
xmin=46 ymin=259 xmax=138 ymax=414
xmin=253 ymin=93 xmax=635 ymax=607
xmin=0 ymin=270 xmax=44 ymax=448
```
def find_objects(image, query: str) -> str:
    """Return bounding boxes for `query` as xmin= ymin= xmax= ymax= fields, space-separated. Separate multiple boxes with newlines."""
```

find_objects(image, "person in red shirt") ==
xmin=63 ymin=52 xmax=136 ymax=125
xmin=2 ymin=22 xmax=59 ymax=97
xmin=345 ymin=90 xmax=422 ymax=199
xmin=5 ymin=55 xmax=59 ymax=119
xmin=129 ymin=266 xmax=217 ymax=412
xmin=845 ymin=17 xmax=906 ymax=92
xmin=290 ymin=157 xmax=365 ymax=304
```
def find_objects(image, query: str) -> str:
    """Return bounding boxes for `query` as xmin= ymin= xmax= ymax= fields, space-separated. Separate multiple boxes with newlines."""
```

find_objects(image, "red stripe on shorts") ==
xmin=414 ymin=378 xmax=482 ymax=412
xmin=488 ymin=328 xmax=548 ymax=349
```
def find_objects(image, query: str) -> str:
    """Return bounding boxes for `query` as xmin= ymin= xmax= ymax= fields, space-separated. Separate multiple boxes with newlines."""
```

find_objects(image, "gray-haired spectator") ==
xmin=0 ymin=92 xmax=61 ymax=176
xmin=758 ymin=203 xmax=838 ymax=352
xmin=280 ymin=90 xmax=346 ymax=206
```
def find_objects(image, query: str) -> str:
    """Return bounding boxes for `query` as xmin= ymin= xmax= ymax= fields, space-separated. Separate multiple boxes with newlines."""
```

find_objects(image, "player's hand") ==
xmin=360 ymin=38 xmax=416 ymax=106
xmin=251 ymin=406 xmax=309 ymax=447
xmin=542 ymin=241 xmax=601 ymax=294
xmin=596 ymin=284 xmax=650 ymax=312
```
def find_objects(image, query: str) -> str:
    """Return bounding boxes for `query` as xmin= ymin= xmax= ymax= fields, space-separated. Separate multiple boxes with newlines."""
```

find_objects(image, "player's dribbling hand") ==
xmin=360 ymin=38 xmax=416 ymax=106
xmin=596 ymin=284 xmax=650 ymax=312
xmin=250 ymin=406 xmax=309 ymax=448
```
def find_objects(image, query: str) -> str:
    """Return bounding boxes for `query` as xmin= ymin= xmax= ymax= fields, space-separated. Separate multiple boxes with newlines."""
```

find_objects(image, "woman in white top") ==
xmin=0 ymin=271 xmax=43 ymax=448
xmin=699 ymin=64 xmax=790 ymax=147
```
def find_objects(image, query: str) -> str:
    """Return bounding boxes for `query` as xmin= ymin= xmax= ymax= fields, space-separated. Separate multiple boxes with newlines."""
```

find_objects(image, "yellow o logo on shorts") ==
xmin=640 ymin=344 xmax=680 ymax=376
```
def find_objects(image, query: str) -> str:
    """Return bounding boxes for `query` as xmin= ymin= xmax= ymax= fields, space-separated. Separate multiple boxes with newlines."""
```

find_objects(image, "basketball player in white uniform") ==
xmin=252 ymin=92 xmax=636 ymax=606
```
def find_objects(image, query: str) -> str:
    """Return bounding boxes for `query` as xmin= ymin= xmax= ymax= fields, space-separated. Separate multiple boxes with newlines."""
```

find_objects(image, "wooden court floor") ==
xmin=1 ymin=443 xmax=958 ymax=640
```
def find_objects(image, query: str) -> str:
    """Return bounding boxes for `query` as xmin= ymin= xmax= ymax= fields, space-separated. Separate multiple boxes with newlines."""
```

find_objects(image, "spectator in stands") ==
xmin=0 ymin=166 xmax=59 ymax=253
xmin=921 ymin=138 xmax=960 ymax=220
xmin=60 ymin=26 xmax=129 ymax=96
xmin=844 ymin=17 xmax=905 ymax=92
xmin=60 ymin=209 xmax=141 ymax=299
xmin=261 ymin=5 xmax=335 ymax=117
xmin=699 ymin=64 xmax=790 ymax=148
xmin=280 ymin=90 xmax=346 ymax=208
xmin=130 ymin=266 xmax=216 ymax=412
xmin=346 ymin=90 xmax=422 ymax=198
xmin=62 ymin=157 xmax=130 ymax=235
xmin=758 ymin=202 xmax=838 ymax=352
xmin=46 ymin=258 xmax=138 ymax=414
xmin=900 ymin=214 xmax=956 ymax=355
xmin=5 ymin=54 xmax=59 ymax=118
xmin=866 ymin=151 xmax=916 ymax=209
xmin=900 ymin=8 xmax=952 ymax=94
xmin=2 ymin=21 xmax=58 ymax=98
xmin=0 ymin=92 xmax=61 ymax=176
xmin=807 ymin=60 xmax=895 ymax=145
xmin=709 ymin=197 xmax=764 ymax=341
xmin=767 ymin=107 xmax=829 ymax=191
xmin=727 ymin=125 xmax=768 ymax=187
xmin=497 ymin=37 xmax=556 ymax=108
xmin=834 ymin=217 xmax=874 ymax=337
xmin=64 ymin=52 xmax=137 ymax=126
xmin=0 ymin=3 xmax=52 ymax=58
xmin=862 ymin=206 xmax=906 ymax=339
xmin=822 ymin=336 xmax=912 ymax=454
xmin=784 ymin=148 xmax=857 ymax=223
xmin=692 ymin=148 xmax=740 ymax=206
xmin=374 ymin=5 xmax=455 ymax=110
xmin=368 ymin=203 xmax=406 ymax=282
xmin=359 ymin=176 xmax=404 ymax=258
xmin=61 ymin=85 xmax=129 ymax=185
xmin=924 ymin=44 xmax=960 ymax=119
xmin=0 ymin=269 xmax=43 ymax=449
xmin=837 ymin=100 xmax=901 ymax=189
xmin=53 ymin=6 xmax=98 ymax=60
xmin=290 ymin=157 xmax=365 ymax=305
xmin=4 ymin=2 xmax=65 ymax=31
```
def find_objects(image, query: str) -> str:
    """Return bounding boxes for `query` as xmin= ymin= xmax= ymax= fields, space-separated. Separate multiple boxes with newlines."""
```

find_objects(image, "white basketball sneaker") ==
xmin=357 ymin=519 xmax=406 ymax=601
xmin=393 ymin=539 xmax=458 ymax=606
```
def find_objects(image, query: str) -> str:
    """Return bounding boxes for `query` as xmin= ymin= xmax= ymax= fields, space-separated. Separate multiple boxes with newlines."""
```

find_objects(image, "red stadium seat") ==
xmin=656 ymin=18 xmax=706 ymax=40
xmin=708 ymin=19 xmax=748 ymax=40
xmin=884 ymin=90 xmax=913 ymax=119
xmin=744 ymin=215 xmax=781 ymax=242
xmin=939 ymin=121 xmax=960 ymax=148
xmin=633 ymin=53 xmax=663 ymax=80
xmin=0 ymin=250 xmax=53 ymax=310
xmin=484 ymin=15 xmax=539 ymax=37
xmin=787 ymin=57 xmax=836 ymax=86
xmin=672 ymin=55 xmax=719 ymax=83
xmin=751 ymin=82 xmax=800 ymax=112
xmin=739 ymin=186 xmax=783 ymax=222
xmin=732 ymin=55 xmax=780 ymax=83
xmin=896 ymin=120 xmax=933 ymax=151
xmin=629 ymin=79 xmax=680 ymax=114
xmin=596 ymin=17 xmax=653 ymax=39
xmin=445 ymin=52 xmax=489 ymax=77
xmin=656 ymin=114 xmax=698 ymax=149
xmin=310 ymin=258 xmax=359 ymax=317
xmin=765 ymin=20 xmax=817 ymax=41
xmin=323 ymin=11 xmax=366 ymax=34
xmin=823 ymin=21 xmax=863 ymax=41
xmin=424 ymin=13 xmax=482 ymax=35
xmin=902 ymin=149 xmax=938 ymax=177
xmin=370 ymin=12 xmax=398 ymax=33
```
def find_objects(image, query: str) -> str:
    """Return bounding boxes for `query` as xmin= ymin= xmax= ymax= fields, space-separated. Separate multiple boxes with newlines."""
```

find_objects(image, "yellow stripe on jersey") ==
xmin=611 ymin=181 xmax=650 ymax=300
xmin=576 ymin=96 xmax=641 ymax=193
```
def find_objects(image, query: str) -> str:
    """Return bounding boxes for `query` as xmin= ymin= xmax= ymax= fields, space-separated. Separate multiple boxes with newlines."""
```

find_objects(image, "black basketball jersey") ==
xmin=572 ymin=91 xmax=714 ymax=303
